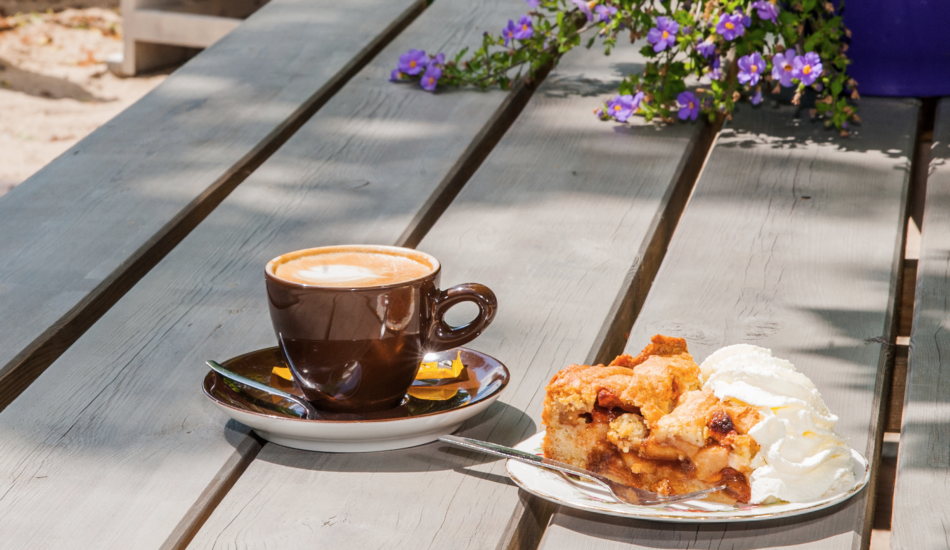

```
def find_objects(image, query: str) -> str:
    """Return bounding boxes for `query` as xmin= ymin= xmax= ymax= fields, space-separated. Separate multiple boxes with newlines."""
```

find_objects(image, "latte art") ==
xmin=294 ymin=264 xmax=380 ymax=284
xmin=271 ymin=249 xmax=433 ymax=287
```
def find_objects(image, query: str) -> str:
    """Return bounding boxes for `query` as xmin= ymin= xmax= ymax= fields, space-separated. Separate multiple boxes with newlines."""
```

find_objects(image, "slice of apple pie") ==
xmin=541 ymin=335 xmax=761 ymax=503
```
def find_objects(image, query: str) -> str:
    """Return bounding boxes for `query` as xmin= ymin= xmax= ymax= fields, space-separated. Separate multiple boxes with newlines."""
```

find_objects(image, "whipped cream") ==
xmin=699 ymin=344 xmax=855 ymax=504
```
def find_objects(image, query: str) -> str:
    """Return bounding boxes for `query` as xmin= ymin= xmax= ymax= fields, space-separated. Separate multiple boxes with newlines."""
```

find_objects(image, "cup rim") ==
xmin=264 ymin=244 xmax=441 ymax=290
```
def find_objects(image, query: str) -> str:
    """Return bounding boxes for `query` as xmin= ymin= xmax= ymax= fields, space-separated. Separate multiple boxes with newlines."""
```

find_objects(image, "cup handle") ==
xmin=428 ymin=283 xmax=497 ymax=351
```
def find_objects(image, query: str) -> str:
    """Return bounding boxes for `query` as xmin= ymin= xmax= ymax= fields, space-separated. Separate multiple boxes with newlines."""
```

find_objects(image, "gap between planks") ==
xmin=396 ymin=11 xmax=589 ymax=250
xmin=509 ymin=117 xmax=723 ymax=550
xmin=0 ymin=0 xmax=426 ymax=415
xmin=588 ymin=118 xmax=722 ymax=368
xmin=159 ymin=429 xmax=266 ymax=550
xmin=398 ymin=61 xmax=558 ymax=249
xmin=868 ymin=96 xmax=938 ymax=550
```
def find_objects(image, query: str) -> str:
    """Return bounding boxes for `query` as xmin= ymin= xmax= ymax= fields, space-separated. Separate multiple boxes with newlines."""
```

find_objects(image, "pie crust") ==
xmin=541 ymin=335 xmax=761 ymax=503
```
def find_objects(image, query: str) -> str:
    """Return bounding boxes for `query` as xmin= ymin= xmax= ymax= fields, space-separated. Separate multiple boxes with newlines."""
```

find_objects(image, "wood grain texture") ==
xmin=0 ymin=1 xmax=543 ymax=548
xmin=183 ymin=44 xmax=711 ymax=550
xmin=892 ymin=99 xmax=950 ymax=550
xmin=539 ymin=99 xmax=918 ymax=550
xmin=0 ymin=0 xmax=424 ymax=412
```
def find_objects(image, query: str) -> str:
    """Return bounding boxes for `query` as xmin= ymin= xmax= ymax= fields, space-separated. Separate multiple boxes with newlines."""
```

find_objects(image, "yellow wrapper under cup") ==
xmin=415 ymin=350 xmax=465 ymax=380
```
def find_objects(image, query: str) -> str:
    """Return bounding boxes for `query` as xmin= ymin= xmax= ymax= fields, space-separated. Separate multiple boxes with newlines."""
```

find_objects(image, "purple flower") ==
xmin=792 ymin=52 xmax=823 ymax=86
xmin=709 ymin=56 xmax=723 ymax=80
xmin=606 ymin=92 xmax=644 ymax=122
xmin=751 ymin=1 xmax=779 ymax=23
xmin=715 ymin=13 xmax=744 ymax=41
xmin=595 ymin=4 xmax=617 ymax=23
xmin=390 ymin=69 xmax=405 ymax=81
xmin=740 ymin=10 xmax=752 ymax=27
xmin=398 ymin=49 xmax=427 ymax=76
xmin=502 ymin=19 xmax=517 ymax=46
xmin=427 ymin=52 xmax=445 ymax=69
xmin=677 ymin=91 xmax=699 ymax=121
xmin=696 ymin=39 xmax=716 ymax=59
xmin=420 ymin=65 xmax=441 ymax=92
xmin=771 ymin=51 xmax=795 ymax=86
xmin=751 ymin=90 xmax=763 ymax=105
xmin=572 ymin=0 xmax=593 ymax=21
xmin=504 ymin=16 xmax=534 ymax=45
xmin=633 ymin=91 xmax=644 ymax=108
xmin=514 ymin=15 xmax=534 ymax=40
xmin=737 ymin=53 xmax=765 ymax=86
xmin=647 ymin=16 xmax=679 ymax=53
xmin=525 ymin=0 xmax=540 ymax=7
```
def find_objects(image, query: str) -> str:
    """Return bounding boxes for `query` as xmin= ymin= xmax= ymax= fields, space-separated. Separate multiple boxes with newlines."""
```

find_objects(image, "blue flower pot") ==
xmin=844 ymin=0 xmax=950 ymax=97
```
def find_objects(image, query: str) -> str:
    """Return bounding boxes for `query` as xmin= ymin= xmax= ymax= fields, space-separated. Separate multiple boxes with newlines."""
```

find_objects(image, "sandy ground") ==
xmin=0 ymin=0 xmax=117 ymax=15
xmin=0 ymin=5 xmax=169 ymax=195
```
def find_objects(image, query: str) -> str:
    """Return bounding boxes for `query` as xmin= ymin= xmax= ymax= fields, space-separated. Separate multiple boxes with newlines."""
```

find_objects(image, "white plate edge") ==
xmin=505 ymin=430 xmax=870 ymax=523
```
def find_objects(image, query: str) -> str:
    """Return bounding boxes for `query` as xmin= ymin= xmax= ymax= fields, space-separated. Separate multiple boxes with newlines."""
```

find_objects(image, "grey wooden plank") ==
xmin=892 ymin=99 xmax=950 ymax=549
xmin=0 ymin=0 xmax=424 ymax=411
xmin=183 ymin=42 xmax=714 ymax=550
xmin=0 ymin=1 xmax=545 ymax=548
xmin=538 ymin=99 xmax=918 ymax=550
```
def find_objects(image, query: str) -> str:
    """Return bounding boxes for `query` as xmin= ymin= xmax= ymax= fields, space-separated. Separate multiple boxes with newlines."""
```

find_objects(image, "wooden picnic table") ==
xmin=0 ymin=0 xmax=941 ymax=548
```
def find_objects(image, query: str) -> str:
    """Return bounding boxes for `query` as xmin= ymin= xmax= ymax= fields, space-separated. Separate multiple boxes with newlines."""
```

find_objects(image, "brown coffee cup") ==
xmin=264 ymin=245 xmax=497 ymax=413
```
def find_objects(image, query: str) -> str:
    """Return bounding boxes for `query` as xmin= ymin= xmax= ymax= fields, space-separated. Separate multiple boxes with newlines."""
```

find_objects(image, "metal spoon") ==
xmin=206 ymin=360 xmax=320 ymax=420
xmin=440 ymin=435 xmax=725 ymax=506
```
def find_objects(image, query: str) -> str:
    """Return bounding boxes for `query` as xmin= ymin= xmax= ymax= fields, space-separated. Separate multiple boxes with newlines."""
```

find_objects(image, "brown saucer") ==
xmin=202 ymin=347 xmax=510 ymax=452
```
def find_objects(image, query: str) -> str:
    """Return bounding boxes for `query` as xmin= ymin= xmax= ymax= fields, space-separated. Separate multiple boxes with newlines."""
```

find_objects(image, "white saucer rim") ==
xmin=210 ymin=389 xmax=502 ymax=453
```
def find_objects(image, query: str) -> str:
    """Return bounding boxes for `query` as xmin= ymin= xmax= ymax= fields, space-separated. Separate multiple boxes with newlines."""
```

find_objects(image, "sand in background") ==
xmin=0 ymin=6 xmax=169 ymax=196
xmin=0 ymin=0 xmax=117 ymax=14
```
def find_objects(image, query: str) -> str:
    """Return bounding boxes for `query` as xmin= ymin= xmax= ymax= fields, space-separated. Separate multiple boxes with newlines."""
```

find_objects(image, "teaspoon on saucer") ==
xmin=206 ymin=360 xmax=320 ymax=420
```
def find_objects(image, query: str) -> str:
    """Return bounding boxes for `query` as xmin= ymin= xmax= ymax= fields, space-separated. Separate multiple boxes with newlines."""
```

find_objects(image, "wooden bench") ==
xmin=537 ymin=98 xmax=918 ymax=550
xmin=892 ymin=98 xmax=950 ymax=549
xmin=0 ymin=0 xmax=936 ymax=545
xmin=0 ymin=0 xmax=423 ymax=412
xmin=117 ymin=0 xmax=267 ymax=76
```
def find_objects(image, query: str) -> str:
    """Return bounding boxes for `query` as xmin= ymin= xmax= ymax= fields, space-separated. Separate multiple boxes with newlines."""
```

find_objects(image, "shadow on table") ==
xmin=248 ymin=399 xmax=535 ymax=478
xmin=548 ymin=491 xmax=865 ymax=549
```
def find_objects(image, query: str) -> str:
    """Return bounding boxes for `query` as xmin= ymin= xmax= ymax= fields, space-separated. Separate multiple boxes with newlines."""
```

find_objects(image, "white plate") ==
xmin=505 ymin=431 xmax=870 ymax=522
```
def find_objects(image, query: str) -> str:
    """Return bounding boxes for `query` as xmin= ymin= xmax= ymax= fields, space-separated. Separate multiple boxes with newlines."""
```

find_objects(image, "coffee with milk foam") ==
xmin=271 ymin=249 xmax=434 ymax=287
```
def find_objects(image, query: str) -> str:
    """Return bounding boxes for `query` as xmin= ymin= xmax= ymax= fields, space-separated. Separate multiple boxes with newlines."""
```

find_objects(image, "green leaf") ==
xmin=804 ymin=31 xmax=820 ymax=52
xmin=778 ymin=11 xmax=798 ymax=25
xmin=831 ymin=79 xmax=843 ymax=97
